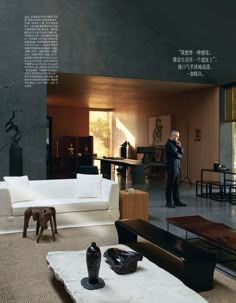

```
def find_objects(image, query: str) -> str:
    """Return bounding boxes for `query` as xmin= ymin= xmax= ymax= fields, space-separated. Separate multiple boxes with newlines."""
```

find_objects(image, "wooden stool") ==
xmin=23 ymin=207 xmax=57 ymax=243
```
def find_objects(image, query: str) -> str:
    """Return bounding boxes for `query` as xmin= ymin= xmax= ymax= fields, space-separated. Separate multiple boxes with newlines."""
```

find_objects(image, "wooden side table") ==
xmin=119 ymin=190 xmax=149 ymax=220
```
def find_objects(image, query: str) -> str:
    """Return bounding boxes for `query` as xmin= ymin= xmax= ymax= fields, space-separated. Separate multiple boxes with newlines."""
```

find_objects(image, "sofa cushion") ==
xmin=11 ymin=198 xmax=109 ymax=216
xmin=76 ymin=174 xmax=102 ymax=198
xmin=3 ymin=176 xmax=33 ymax=203
xmin=30 ymin=179 xmax=78 ymax=200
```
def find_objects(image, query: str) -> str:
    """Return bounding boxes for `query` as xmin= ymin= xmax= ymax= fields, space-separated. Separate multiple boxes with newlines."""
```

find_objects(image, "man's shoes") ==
xmin=175 ymin=201 xmax=187 ymax=207
xmin=166 ymin=203 xmax=176 ymax=208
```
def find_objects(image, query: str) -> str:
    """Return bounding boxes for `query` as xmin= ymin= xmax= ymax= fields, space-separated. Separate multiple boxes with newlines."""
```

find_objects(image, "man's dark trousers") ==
xmin=165 ymin=171 xmax=180 ymax=204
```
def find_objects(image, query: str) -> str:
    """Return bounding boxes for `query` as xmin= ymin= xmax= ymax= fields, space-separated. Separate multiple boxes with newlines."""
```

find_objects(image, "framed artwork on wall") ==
xmin=194 ymin=128 xmax=201 ymax=141
xmin=149 ymin=115 xmax=171 ymax=145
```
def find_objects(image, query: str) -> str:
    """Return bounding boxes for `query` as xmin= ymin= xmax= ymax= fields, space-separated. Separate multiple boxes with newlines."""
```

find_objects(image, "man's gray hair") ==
xmin=170 ymin=130 xmax=179 ymax=136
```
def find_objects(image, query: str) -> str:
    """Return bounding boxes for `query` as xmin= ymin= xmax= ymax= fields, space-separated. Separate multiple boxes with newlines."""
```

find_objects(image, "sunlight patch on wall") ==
xmin=115 ymin=117 xmax=135 ymax=147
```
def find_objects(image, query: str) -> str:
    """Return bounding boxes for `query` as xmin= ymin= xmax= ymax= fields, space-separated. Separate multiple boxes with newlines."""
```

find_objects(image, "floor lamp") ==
xmin=182 ymin=124 xmax=192 ymax=184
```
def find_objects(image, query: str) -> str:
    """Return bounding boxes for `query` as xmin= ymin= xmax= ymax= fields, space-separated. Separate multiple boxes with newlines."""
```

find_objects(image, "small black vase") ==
xmin=81 ymin=242 xmax=105 ymax=290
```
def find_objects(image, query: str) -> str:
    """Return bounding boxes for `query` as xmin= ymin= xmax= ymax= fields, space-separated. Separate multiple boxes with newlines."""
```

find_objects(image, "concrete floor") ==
xmin=119 ymin=175 xmax=236 ymax=238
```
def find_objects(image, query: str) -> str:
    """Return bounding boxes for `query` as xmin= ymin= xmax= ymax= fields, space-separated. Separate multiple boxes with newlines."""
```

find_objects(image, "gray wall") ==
xmin=0 ymin=1 xmax=49 ymax=179
xmin=57 ymin=0 xmax=204 ymax=82
xmin=0 ymin=0 xmax=234 ymax=179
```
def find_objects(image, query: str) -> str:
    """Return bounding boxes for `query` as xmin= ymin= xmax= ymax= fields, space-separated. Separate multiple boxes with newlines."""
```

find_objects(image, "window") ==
xmin=233 ymin=123 xmax=236 ymax=172
xmin=89 ymin=110 xmax=112 ymax=158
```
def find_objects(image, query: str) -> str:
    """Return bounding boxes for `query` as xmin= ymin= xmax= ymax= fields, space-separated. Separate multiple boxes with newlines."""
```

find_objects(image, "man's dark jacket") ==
xmin=165 ymin=139 xmax=184 ymax=175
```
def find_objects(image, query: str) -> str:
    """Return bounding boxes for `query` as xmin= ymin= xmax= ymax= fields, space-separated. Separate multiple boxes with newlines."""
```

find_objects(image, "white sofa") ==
xmin=0 ymin=177 xmax=120 ymax=234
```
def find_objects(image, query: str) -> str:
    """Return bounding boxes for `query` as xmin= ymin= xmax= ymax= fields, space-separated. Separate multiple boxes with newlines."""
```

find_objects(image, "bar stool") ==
xmin=209 ymin=182 xmax=231 ymax=202
xmin=196 ymin=180 xmax=220 ymax=198
xmin=228 ymin=184 xmax=236 ymax=205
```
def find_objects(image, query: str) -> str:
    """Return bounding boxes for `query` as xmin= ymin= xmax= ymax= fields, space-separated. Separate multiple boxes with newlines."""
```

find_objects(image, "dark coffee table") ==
xmin=115 ymin=219 xmax=216 ymax=292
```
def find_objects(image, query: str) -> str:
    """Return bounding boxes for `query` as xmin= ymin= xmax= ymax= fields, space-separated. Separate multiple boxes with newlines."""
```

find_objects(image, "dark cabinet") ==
xmin=47 ymin=136 xmax=94 ymax=179
xmin=77 ymin=136 xmax=94 ymax=167
xmin=77 ymin=136 xmax=93 ymax=155
xmin=59 ymin=136 xmax=77 ymax=157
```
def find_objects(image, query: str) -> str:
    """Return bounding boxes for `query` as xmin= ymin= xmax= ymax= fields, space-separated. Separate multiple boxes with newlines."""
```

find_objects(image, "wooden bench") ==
xmin=167 ymin=215 xmax=236 ymax=252
xmin=115 ymin=219 xmax=217 ymax=292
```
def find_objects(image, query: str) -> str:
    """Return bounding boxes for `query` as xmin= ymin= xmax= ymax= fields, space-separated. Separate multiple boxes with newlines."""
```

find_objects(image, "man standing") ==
xmin=165 ymin=130 xmax=186 ymax=208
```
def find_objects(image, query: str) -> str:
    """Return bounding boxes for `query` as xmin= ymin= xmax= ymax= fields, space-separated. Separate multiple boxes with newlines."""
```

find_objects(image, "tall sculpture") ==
xmin=5 ymin=109 xmax=23 ymax=176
